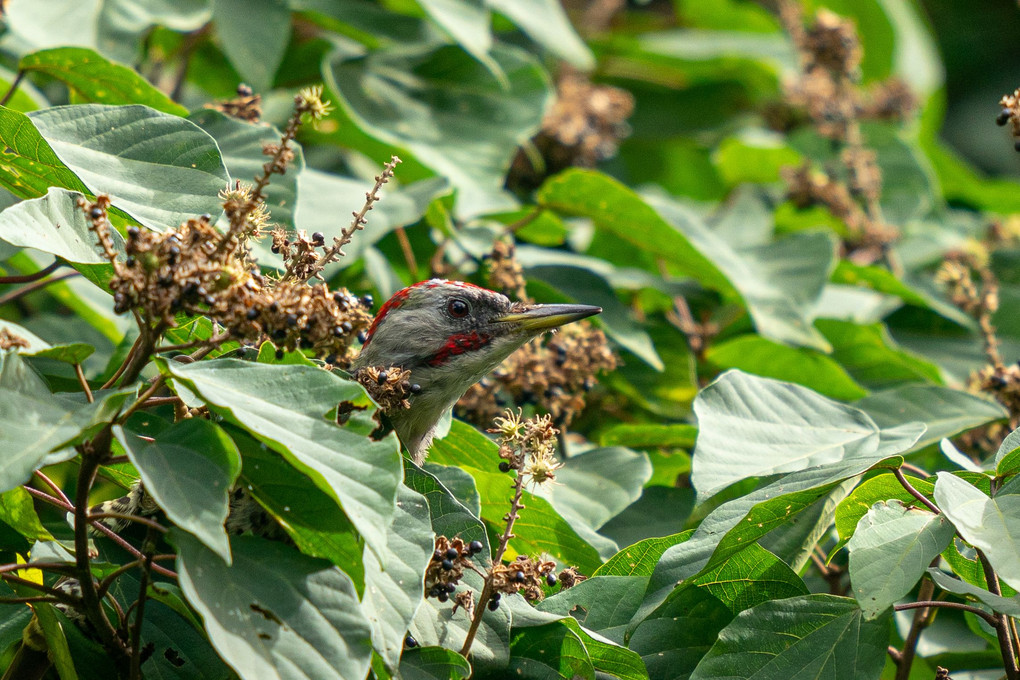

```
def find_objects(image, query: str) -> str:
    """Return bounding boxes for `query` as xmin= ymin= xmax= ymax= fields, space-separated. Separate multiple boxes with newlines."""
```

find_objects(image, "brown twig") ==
xmin=893 ymin=599 xmax=996 ymax=626
xmin=978 ymin=549 xmax=1020 ymax=680
xmin=0 ymin=70 xmax=24 ymax=107
xmin=33 ymin=471 xmax=72 ymax=508
xmin=74 ymin=363 xmax=94 ymax=403
xmin=459 ymin=458 xmax=528 ymax=657
xmin=394 ymin=227 xmax=419 ymax=281
xmin=88 ymin=512 xmax=167 ymax=534
xmin=0 ymin=260 xmax=62 ymax=285
xmin=0 ymin=271 xmax=79 ymax=306
xmin=893 ymin=467 xmax=940 ymax=514
xmin=895 ymin=573 xmax=936 ymax=680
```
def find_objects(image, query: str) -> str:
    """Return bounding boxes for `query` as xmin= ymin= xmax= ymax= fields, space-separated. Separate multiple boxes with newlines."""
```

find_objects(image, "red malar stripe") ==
xmin=426 ymin=332 xmax=492 ymax=366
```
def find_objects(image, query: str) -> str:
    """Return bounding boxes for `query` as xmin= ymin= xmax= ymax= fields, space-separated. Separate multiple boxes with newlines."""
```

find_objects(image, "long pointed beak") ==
xmin=496 ymin=303 xmax=602 ymax=333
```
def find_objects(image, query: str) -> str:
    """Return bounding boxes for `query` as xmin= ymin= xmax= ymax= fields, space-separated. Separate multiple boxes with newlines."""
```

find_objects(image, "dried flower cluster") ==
xmin=0 ymin=327 xmax=28 ymax=350
xmin=773 ymin=2 xmax=910 ymax=264
xmin=82 ymin=87 xmax=395 ymax=367
xmin=353 ymin=365 xmax=418 ymax=411
xmin=508 ymin=69 xmax=634 ymax=190
xmin=211 ymin=83 xmax=263 ymax=123
xmin=997 ymin=88 xmax=1020 ymax=151
xmin=490 ymin=554 xmax=557 ymax=602
xmin=490 ymin=409 xmax=562 ymax=486
xmin=424 ymin=536 xmax=484 ymax=602
xmin=457 ymin=241 xmax=617 ymax=426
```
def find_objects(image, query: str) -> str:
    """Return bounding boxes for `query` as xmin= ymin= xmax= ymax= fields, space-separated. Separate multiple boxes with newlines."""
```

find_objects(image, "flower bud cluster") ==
xmin=353 ymin=365 xmax=418 ymax=412
xmin=490 ymin=409 xmax=562 ymax=487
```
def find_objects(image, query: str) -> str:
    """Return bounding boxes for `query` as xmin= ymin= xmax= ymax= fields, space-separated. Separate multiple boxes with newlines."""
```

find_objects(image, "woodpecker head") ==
xmin=352 ymin=279 xmax=601 ymax=463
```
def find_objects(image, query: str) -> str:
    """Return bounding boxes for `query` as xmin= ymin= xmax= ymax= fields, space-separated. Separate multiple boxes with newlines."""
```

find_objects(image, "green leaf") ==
xmin=325 ymin=42 xmax=550 ymax=218
xmin=165 ymin=359 xmax=403 ymax=563
xmin=689 ymin=595 xmax=889 ymax=680
xmin=541 ymin=446 xmax=651 ymax=532
xmin=398 ymin=646 xmax=471 ymax=680
xmin=927 ymin=568 xmax=1020 ymax=618
xmin=856 ymin=385 xmax=1006 ymax=451
xmin=507 ymin=621 xmax=595 ymax=680
xmin=211 ymin=0 xmax=291 ymax=91
xmin=0 ymin=351 xmax=127 ymax=493
xmin=33 ymin=602 xmax=79 ymax=680
xmin=362 ymin=484 xmax=434 ymax=670
xmin=713 ymin=132 xmax=802 ymax=187
xmin=705 ymin=335 xmax=867 ymax=401
xmin=232 ymin=429 xmax=364 ymax=585
xmin=846 ymin=500 xmax=955 ymax=619
xmin=0 ymin=319 xmax=95 ymax=365
xmin=0 ymin=106 xmax=90 ymax=199
xmin=594 ymin=532 xmax=690 ymax=577
xmin=0 ymin=486 xmax=53 ymax=543
xmin=19 ymin=47 xmax=188 ymax=116
xmin=648 ymin=187 xmax=837 ymax=351
xmin=174 ymin=532 xmax=374 ymax=680
xmin=691 ymin=370 xmax=885 ymax=500
xmin=487 ymin=0 xmax=593 ymax=69
xmin=537 ymin=576 xmax=649 ymax=644
xmin=995 ymin=427 xmax=1020 ymax=475
xmin=834 ymin=473 xmax=934 ymax=546
xmin=28 ymin=104 xmax=229 ymax=231
xmin=815 ymin=319 xmax=943 ymax=388
xmin=561 ymin=618 xmax=647 ymax=680
xmin=415 ymin=0 xmax=492 ymax=65
xmin=114 ymin=419 xmax=241 ymax=564
xmin=598 ymin=424 xmax=697 ymax=450
xmin=632 ymin=545 xmax=807 ymax=680
xmin=934 ymin=472 xmax=1020 ymax=591
xmin=189 ymin=109 xmax=303 ymax=230
xmin=537 ymin=170 xmax=734 ymax=297
xmin=0 ymin=188 xmax=126 ymax=265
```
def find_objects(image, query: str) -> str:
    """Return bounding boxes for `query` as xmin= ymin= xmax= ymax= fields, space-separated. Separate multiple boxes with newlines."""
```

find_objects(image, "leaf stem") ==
xmin=893 ymin=467 xmax=939 ymax=514
xmin=0 ymin=260 xmax=62 ymax=284
xmin=0 ymin=271 xmax=79 ymax=306
xmin=0 ymin=70 xmax=24 ymax=107
xmin=74 ymin=363 xmax=94 ymax=403
xmin=977 ymin=549 xmax=1020 ymax=680
xmin=895 ymin=574 xmax=936 ymax=680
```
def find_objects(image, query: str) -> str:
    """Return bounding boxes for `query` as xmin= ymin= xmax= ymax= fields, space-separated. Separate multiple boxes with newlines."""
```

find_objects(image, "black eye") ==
xmin=448 ymin=298 xmax=469 ymax=318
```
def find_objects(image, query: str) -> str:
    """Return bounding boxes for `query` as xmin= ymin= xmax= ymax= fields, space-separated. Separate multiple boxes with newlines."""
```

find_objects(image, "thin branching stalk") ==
xmin=0 ymin=70 xmax=24 ymax=107
xmin=0 ymin=271 xmax=79 ymax=306
xmin=893 ymin=467 xmax=940 ymax=514
xmin=894 ymin=574 xmax=936 ymax=680
xmin=129 ymin=527 xmax=158 ymax=680
xmin=0 ymin=260 xmax=62 ymax=284
xmin=978 ymin=549 xmax=1020 ymax=680
xmin=87 ymin=512 xmax=168 ymax=534
xmin=74 ymin=363 xmax=94 ymax=403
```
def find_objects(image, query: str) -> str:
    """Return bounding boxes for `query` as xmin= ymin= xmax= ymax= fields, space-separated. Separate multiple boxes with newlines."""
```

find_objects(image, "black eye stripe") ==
xmin=448 ymin=298 xmax=469 ymax=318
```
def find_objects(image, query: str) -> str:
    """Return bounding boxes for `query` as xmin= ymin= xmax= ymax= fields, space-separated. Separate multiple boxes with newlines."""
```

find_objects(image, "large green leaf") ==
xmin=325 ymin=42 xmax=550 ymax=218
xmin=833 ymin=473 xmax=934 ymax=546
xmin=0 ymin=187 xmax=126 ymax=264
xmin=704 ymin=335 xmax=867 ymax=401
xmin=537 ymin=575 xmax=649 ymax=644
xmin=28 ymin=104 xmax=229 ymax=230
xmin=0 ymin=106 xmax=90 ymax=199
xmin=211 ymin=0 xmax=291 ymax=91
xmin=189 ymin=109 xmax=304 ymax=230
xmin=487 ymin=0 xmax=593 ymax=69
xmin=19 ymin=47 xmax=188 ymax=116
xmin=934 ymin=472 xmax=1020 ymax=591
xmin=541 ymin=446 xmax=651 ymax=533
xmin=506 ymin=621 xmax=595 ymax=680
xmin=398 ymin=646 xmax=471 ymax=680
xmin=689 ymin=595 xmax=889 ymax=680
xmin=594 ymin=532 xmax=690 ymax=578
xmin=0 ymin=351 xmax=126 ymax=492
xmin=362 ymin=484 xmax=434 ymax=670
xmin=0 ymin=319 xmax=94 ymax=365
xmin=165 ymin=359 xmax=403 ymax=562
xmin=815 ymin=319 xmax=943 ymax=388
xmin=691 ymin=370 xmax=884 ymax=500
xmin=856 ymin=385 xmax=1006 ymax=451
xmin=114 ymin=419 xmax=241 ymax=564
xmin=846 ymin=500 xmax=955 ymax=619
xmin=175 ymin=532 xmax=374 ymax=680
xmin=415 ymin=0 xmax=491 ymax=65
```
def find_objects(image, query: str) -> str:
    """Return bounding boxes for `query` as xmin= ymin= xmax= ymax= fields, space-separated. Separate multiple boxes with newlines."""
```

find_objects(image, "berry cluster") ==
xmin=424 ymin=536 xmax=485 ymax=603
xmin=353 ymin=365 xmax=420 ymax=412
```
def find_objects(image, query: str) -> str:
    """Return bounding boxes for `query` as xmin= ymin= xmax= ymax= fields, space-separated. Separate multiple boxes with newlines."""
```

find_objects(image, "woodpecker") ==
xmin=353 ymin=279 xmax=601 ymax=463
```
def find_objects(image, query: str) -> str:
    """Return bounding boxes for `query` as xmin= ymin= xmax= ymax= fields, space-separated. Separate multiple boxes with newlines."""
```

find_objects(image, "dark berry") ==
xmin=333 ymin=291 xmax=345 ymax=304
xmin=546 ymin=573 xmax=558 ymax=587
xmin=445 ymin=548 xmax=459 ymax=561
xmin=433 ymin=550 xmax=444 ymax=561
xmin=271 ymin=245 xmax=280 ymax=254
xmin=168 ymin=245 xmax=180 ymax=256
xmin=311 ymin=231 xmax=325 ymax=245
xmin=999 ymin=109 xmax=1012 ymax=126
xmin=286 ymin=313 xmax=298 ymax=327
xmin=410 ymin=383 xmax=422 ymax=394
xmin=157 ymin=275 xmax=172 ymax=287
xmin=125 ymin=256 xmax=136 ymax=268
xmin=469 ymin=540 xmax=483 ymax=555
xmin=361 ymin=295 xmax=374 ymax=308
xmin=325 ymin=354 xmax=337 ymax=365
xmin=246 ymin=308 xmax=259 ymax=320
xmin=204 ymin=295 xmax=216 ymax=306
xmin=237 ymin=83 xmax=253 ymax=97
xmin=513 ymin=571 xmax=525 ymax=583
xmin=275 ymin=349 xmax=284 ymax=360
xmin=499 ymin=462 xmax=511 ymax=473
xmin=491 ymin=592 xmax=501 ymax=601
xmin=488 ymin=598 xmax=500 ymax=611
xmin=1014 ymin=138 xmax=1020 ymax=153
xmin=333 ymin=326 xmax=345 ymax=337
xmin=441 ymin=559 xmax=454 ymax=570
xmin=429 ymin=585 xmax=442 ymax=597
xmin=273 ymin=329 xmax=286 ymax=340
xmin=437 ymin=592 xmax=449 ymax=603
xmin=90 ymin=206 xmax=103 ymax=219
xmin=127 ymin=227 xmax=140 ymax=239
xmin=200 ymin=213 xmax=212 ymax=222
xmin=446 ymin=583 xmax=457 ymax=594
xmin=341 ymin=321 xmax=352 ymax=332
xmin=377 ymin=370 xmax=389 ymax=384
xmin=268 ymin=302 xmax=279 ymax=312
xmin=357 ymin=330 xmax=368 ymax=343
xmin=404 ymin=635 xmax=418 ymax=648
